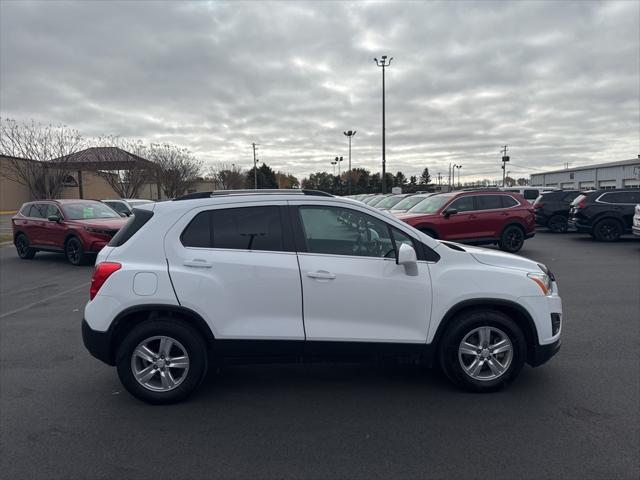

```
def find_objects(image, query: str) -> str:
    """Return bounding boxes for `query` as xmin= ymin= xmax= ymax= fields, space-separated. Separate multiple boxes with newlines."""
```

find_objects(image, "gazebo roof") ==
xmin=55 ymin=147 xmax=155 ymax=170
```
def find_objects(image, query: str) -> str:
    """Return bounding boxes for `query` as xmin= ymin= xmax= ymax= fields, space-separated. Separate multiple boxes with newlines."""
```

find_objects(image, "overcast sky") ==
xmin=1 ymin=0 xmax=638 ymax=181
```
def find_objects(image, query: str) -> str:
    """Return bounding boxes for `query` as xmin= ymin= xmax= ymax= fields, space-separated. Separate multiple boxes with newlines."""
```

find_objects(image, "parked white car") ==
xmin=83 ymin=190 xmax=562 ymax=404
xmin=633 ymin=204 xmax=640 ymax=237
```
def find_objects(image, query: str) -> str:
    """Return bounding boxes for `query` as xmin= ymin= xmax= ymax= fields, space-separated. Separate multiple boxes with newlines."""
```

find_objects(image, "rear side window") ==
xmin=501 ymin=195 xmax=519 ymax=208
xmin=600 ymin=192 xmax=638 ymax=204
xmin=20 ymin=204 xmax=33 ymax=216
xmin=181 ymin=206 xmax=284 ymax=252
xmin=524 ymin=189 xmax=539 ymax=200
xmin=475 ymin=195 xmax=502 ymax=210
xmin=108 ymin=209 xmax=154 ymax=247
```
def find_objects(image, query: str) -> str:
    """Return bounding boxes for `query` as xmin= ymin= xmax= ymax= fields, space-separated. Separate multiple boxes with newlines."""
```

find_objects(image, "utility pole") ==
xmin=500 ymin=145 xmax=509 ymax=188
xmin=374 ymin=55 xmax=393 ymax=193
xmin=252 ymin=142 xmax=259 ymax=189
xmin=343 ymin=130 xmax=357 ymax=194
xmin=448 ymin=163 xmax=452 ymax=190
xmin=437 ymin=172 xmax=442 ymax=187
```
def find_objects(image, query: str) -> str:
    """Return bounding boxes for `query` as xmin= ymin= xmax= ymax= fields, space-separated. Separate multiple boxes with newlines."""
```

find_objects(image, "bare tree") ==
xmin=88 ymin=136 xmax=153 ymax=198
xmin=149 ymin=143 xmax=202 ymax=198
xmin=209 ymin=163 xmax=246 ymax=190
xmin=0 ymin=118 xmax=84 ymax=199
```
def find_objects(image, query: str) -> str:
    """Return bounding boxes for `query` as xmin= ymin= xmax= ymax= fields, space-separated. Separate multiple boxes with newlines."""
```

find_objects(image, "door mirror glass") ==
xmin=47 ymin=215 xmax=61 ymax=222
xmin=443 ymin=208 xmax=458 ymax=217
xmin=396 ymin=243 xmax=417 ymax=266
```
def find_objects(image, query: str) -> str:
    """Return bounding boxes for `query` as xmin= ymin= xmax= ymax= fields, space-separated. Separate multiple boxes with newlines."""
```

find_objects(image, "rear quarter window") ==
xmin=501 ymin=195 xmax=519 ymax=208
xmin=108 ymin=209 xmax=154 ymax=247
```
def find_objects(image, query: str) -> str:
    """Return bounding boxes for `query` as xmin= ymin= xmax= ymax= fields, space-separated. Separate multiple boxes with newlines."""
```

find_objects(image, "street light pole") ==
xmin=335 ymin=156 xmax=343 ymax=177
xmin=374 ymin=55 xmax=393 ymax=194
xmin=331 ymin=160 xmax=337 ymax=176
xmin=343 ymin=130 xmax=357 ymax=194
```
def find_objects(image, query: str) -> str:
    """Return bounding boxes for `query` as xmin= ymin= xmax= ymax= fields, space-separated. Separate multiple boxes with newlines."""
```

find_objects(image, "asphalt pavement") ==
xmin=0 ymin=232 xmax=638 ymax=479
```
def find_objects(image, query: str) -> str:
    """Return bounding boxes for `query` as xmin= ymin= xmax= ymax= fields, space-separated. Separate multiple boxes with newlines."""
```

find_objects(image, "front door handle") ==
xmin=183 ymin=259 xmax=213 ymax=268
xmin=306 ymin=270 xmax=336 ymax=280
xmin=469 ymin=214 xmax=478 ymax=219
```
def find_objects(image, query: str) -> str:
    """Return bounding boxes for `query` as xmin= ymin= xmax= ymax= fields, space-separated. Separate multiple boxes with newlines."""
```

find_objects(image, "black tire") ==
xmin=438 ymin=310 xmax=527 ymax=392
xmin=15 ymin=233 xmax=36 ymax=259
xmin=593 ymin=218 xmax=622 ymax=242
xmin=547 ymin=215 xmax=568 ymax=233
xmin=65 ymin=236 xmax=90 ymax=265
xmin=116 ymin=320 xmax=208 ymax=404
xmin=498 ymin=225 xmax=525 ymax=253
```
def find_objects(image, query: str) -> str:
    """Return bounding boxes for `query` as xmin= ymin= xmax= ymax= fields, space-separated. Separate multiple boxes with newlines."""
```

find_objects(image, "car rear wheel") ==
xmin=15 ymin=233 xmax=36 ymax=259
xmin=548 ymin=215 xmax=568 ymax=233
xmin=438 ymin=310 xmax=526 ymax=392
xmin=593 ymin=218 xmax=622 ymax=242
xmin=65 ymin=237 xmax=89 ymax=266
xmin=116 ymin=320 xmax=208 ymax=404
xmin=498 ymin=225 xmax=525 ymax=252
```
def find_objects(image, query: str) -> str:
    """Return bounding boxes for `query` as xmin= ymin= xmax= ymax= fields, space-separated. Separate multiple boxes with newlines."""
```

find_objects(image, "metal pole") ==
xmin=382 ymin=63 xmax=386 ymax=194
xmin=252 ymin=143 xmax=258 ymax=189
xmin=348 ymin=136 xmax=351 ymax=194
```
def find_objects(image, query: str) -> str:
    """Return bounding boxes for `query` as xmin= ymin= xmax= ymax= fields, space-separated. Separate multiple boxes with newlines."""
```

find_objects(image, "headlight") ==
xmin=84 ymin=227 xmax=111 ymax=235
xmin=527 ymin=272 xmax=552 ymax=295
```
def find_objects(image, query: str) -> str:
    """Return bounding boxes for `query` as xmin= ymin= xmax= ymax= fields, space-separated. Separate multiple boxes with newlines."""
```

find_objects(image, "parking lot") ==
xmin=0 ymin=232 xmax=638 ymax=480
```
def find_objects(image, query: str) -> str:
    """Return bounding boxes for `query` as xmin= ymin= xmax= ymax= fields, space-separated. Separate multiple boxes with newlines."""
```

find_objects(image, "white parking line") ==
xmin=0 ymin=282 xmax=89 ymax=319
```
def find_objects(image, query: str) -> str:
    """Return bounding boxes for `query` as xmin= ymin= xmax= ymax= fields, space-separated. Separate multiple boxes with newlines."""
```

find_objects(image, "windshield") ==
xmin=365 ymin=196 xmax=385 ymax=206
xmin=407 ymin=194 xmax=454 ymax=214
xmin=63 ymin=202 xmax=121 ymax=220
xmin=392 ymin=195 xmax=428 ymax=211
xmin=376 ymin=195 xmax=406 ymax=209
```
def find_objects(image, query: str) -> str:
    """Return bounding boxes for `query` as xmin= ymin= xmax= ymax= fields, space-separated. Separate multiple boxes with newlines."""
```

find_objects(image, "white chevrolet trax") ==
xmin=82 ymin=190 xmax=562 ymax=404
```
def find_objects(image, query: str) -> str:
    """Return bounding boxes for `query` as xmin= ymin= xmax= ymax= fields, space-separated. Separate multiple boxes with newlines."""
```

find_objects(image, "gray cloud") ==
xmin=1 ymin=0 xmax=638 ymax=181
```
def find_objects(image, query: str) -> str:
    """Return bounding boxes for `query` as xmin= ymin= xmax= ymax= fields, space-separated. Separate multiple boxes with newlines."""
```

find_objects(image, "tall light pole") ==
xmin=335 ymin=156 xmax=344 ymax=177
xmin=453 ymin=164 xmax=462 ymax=189
xmin=374 ymin=55 xmax=393 ymax=194
xmin=330 ymin=159 xmax=337 ymax=176
xmin=501 ymin=145 xmax=509 ymax=187
xmin=343 ymin=130 xmax=357 ymax=194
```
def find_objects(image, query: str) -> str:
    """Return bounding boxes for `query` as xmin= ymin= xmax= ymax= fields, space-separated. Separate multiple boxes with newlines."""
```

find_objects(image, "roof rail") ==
xmin=173 ymin=189 xmax=333 ymax=201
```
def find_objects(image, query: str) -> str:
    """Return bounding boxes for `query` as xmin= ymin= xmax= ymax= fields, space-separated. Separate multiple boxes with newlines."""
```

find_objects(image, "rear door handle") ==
xmin=306 ymin=270 xmax=336 ymax=280
xmin=183 ymin=259 xmax=213 ymax=268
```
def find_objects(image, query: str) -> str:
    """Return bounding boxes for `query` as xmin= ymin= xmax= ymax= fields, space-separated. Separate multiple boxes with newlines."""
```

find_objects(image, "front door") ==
xmin=164 ymin=202 xmax=304 ymax=351
xmin=438 ymin=195 xmax=479 ymax=240
xmin=292 ymin=203 xmax=432 ymax=345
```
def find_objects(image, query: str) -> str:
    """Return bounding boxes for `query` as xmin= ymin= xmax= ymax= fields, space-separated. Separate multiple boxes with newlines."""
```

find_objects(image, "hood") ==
xmin=396 ymin=212 xmax=438 ymax=223
xmin=70 ymin=217 xmax=128 ymax=229
xmin=460 ymin=244 xmax=542 ymax=273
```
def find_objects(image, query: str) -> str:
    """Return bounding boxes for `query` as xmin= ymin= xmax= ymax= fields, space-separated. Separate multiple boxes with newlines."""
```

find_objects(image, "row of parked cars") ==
xmin=347 ymin=186 xmax=640 ymax=248
xmin=11 ymin=198 xmax=154 ymax=265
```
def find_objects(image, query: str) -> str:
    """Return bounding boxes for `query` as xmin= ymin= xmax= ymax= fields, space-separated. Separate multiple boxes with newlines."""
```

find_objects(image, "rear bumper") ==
xmin=529 ymin=338 xmax=561 ymax=367
xmin=82 ymin=318 xmax=115 ymax=365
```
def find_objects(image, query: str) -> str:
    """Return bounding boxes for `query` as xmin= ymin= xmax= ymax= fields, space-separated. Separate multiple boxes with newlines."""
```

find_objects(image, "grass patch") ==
xmin=0 ymin=233 xmax=13 ymax=244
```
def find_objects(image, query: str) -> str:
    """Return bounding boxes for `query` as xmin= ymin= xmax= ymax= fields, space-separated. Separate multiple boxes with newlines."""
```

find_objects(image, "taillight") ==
xmin=534 ymin=202 xmax=543 ymax=210
xmin=577 ymin=198 xmax=586 ymax=209
xmin=90 ymin=262 xmax=121 ymax=300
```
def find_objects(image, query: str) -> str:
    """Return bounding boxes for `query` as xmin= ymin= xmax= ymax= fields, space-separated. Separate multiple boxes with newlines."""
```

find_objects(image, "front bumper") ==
xmin=82 ymin=318 xmax=115 ymax=365
xmin=530 ymin=338 xmax=561 ymax=367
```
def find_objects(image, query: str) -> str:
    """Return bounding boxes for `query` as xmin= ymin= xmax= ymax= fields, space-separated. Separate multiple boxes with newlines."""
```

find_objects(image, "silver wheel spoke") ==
xmin=135 ymin=364 xmax=157 ymax=384
xmin=486 ymin=357 xmax=506 ymax=376
xmin=478 ymin=327 xmax=490 ymax=346
xmin=465 ymin=358 xmax=484 ymax=376
xmin=159 ymin=337 xmax=173 ymax=357
xmin=491 ymin=339 xmax=511 ymax=355
xmin=160 ymin=370 xmax=176 ymax=389
xmin=459 ymin=342 xmax=478 ymax=356
xmin=134 ymin=345 xmax=156 ymax=363
xmin=168 ymin=356 xmax=189 ymax=369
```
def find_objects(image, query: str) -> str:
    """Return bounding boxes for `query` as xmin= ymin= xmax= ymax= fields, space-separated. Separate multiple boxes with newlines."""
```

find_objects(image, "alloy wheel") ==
xmin=130 ymin=336 xmax=190 ymax=392
xmin=458 ymin=326 xmax=513 ymax=381
xmin=66 ymin=240 xmax=80 ymax=263
xmin=505 ymin=228 xmax=523 ymax=250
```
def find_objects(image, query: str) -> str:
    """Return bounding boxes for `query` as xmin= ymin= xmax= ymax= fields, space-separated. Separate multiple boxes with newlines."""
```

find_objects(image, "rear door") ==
xmin=473 ymin=195 xmax=506 ymax=238
xmin=164 ymin=201 xmax=304 ymax=350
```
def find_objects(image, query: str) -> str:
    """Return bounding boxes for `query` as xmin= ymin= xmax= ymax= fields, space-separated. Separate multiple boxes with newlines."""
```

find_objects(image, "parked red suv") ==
xmin=396 ymin=191 xmax=535 ymax=252
xmin=12 ymin=199 xmax=128 ymax=265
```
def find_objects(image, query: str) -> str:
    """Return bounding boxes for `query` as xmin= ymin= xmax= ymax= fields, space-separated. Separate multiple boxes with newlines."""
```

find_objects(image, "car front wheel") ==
xmin=438 ymin=310 xmax=526 ymax=392
xmin=65 ymin=237 xmax=90 ymax=265
xmin=116 ymin=320 xmax=208 ymax=404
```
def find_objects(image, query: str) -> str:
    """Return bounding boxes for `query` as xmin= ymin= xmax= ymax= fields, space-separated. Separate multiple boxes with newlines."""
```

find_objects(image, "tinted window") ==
xmin=212 ymin=207 xmax=283 ymax=251
xmin=501 ymin=195 xmax=519 ymax=207
xmin=30 ymin=203 xmax=49 ymax=218
xmin=180 ymin=211 xmax=211 ymax=248
xmin=109 ymin=209 xmax=154 ymax=247
xmin=601 ymin=192 xmax=639 ymax=204
xmin=105 ymin=201 xmax=131 ymax=215
xmin=524 ymin=189 xmax=539 ymax=200
xmin=476 ymin=195 xmax=502 ymax=210
xmin=448 ymin=196 xmax=475 ymax=212
xmin=299 ymin=206 xmax=397 ymax=258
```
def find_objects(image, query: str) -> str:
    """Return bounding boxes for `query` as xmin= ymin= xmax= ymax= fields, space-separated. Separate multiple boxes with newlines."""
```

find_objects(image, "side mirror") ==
xmin=47 ymin=215 xmax=61 ymax=222
xmin=443 ymin=208 xmax=458 ymax=218
xmin=396 ymin=243 xmax=417 ymax=266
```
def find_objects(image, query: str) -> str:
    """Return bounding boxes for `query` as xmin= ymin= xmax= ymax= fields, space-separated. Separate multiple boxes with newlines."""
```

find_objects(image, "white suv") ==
xmin=82 ymin=190 xmax=562 ymax=404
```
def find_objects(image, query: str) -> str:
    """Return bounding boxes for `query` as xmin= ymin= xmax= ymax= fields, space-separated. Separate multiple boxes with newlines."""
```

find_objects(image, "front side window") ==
xmin=448 ymin=196 xmax=475 ymax=212
xmin=44 ymin=204 xmax=62 ymax=218
xmin=475 ymin=195 xmax=502 ymax=210
xmin=181 ymin=206 xmax=284 ymax=252
xmin=298 ymin=206 xmax=409 ymax=259
xmin=62 ymin=202 xmax=121 ymax=220
xmin=29 ymin=203 xmax=49 ymax=218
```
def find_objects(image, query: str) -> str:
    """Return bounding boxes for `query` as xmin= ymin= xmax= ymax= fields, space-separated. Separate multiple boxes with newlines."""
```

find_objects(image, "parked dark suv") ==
xmin=397 ymin=191 xmax=535 ymax=252
xmin=533 ymin=190 xmax=582 ymax=233
xmin=12 ymin=199 xmax=127 ymax=265
xmin=568 ymin=189 xmax=640 ymax=241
